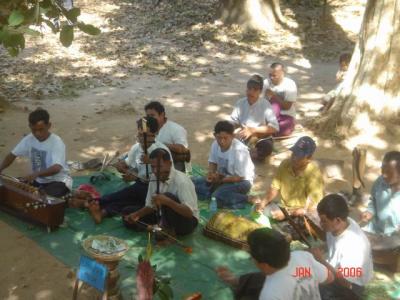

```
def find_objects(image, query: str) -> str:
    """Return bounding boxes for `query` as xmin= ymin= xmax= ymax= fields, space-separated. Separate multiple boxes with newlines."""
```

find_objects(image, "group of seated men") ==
xmin=1 ymin=62 xmax=400 ymax=299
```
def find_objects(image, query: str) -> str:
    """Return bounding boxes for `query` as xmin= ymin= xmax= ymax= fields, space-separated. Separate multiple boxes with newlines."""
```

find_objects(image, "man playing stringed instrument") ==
xmin=255 ymin=136 xmax=324 ymax=221
xmin=87 ymin=116 xmax=171 ymax=224
xmin=123 ymin=148 xmax=199 ymax=237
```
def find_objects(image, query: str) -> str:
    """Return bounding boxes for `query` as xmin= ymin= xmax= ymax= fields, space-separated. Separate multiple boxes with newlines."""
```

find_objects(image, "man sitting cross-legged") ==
xmin=230 ymin=74 xmax=279 ymax=162
xmin=123 ymin=148 xmax=199 ymax=237
xmin=216 ymin=228 xmax=334 ymax=300
xmin=87 ymin=116 xmax=170 ymax=224
xmin=361 ymin=151 xmax=400 ymax=250
xmin=310 ymin=194 xmax=373 ymax=300
xmin=255 ymin=136 xmax=324 ymax=220
xmin=193 ymin=120 xmax=254 ymax=209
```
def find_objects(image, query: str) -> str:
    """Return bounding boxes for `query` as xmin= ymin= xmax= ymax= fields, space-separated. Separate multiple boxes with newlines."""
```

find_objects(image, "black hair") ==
xmin=214 ymin=120 xmax=234 ymax=135
xmin=317 ymin=194 xmax=349 ymax=221
xmin=270 ymin=62 xmax=284 ymax=70
xmin=247 ymin=74 xmax=264 ymax=91
xmin=149 ymin=148 xmax=171 ymax=161
xmin=247 ymin=228 xmax=290 ymax=269
xmin=29 ymin=108 xmax=50 ymax=125
xmin=144 ymin=101 xmax=165 ymax=115
xmin=136 ymin=116 xmax=159 ymax=134
xmin=339 ymin=53 xmax=351 ymax=64
xmin=383 ymin=151 xmax=400 ymax=173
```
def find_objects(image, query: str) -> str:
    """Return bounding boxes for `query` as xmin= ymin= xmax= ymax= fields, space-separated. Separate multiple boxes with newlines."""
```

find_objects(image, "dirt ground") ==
xmin=1 ymin=0 xmax=398 ymax=299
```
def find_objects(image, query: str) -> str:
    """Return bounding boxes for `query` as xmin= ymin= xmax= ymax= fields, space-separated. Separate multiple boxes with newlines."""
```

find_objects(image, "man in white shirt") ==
xmin=311 ymin=194 xmax=373 ymax=300
xmin=124 ymin=148 xmax=198 ymax=236
xmin=87 ymin=117 xmax=170 ymax=224
xmin=263 ymin=62 xmax=298 ymax=137
xmin=193 ymin=120 xmax=254 ymax=209
xmin=231 ymin=75 xmax=279 ymax=162
xmin=217 ymin=228 xmax=333 ymax=300
xmin=0 ymin=108 xmax=71 ymax=197
xmin=145 ymin=101 xmax=190 ymax=172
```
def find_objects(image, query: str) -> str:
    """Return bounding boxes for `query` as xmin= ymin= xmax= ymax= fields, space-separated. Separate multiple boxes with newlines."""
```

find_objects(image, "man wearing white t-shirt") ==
xmin=145 ymin=101 xmax=190 ymax=172
xmin=87 ymin=117 xmax=171 ymax=224
xmin=231 ymin=75 xmax=279 ymax=162
xmin=311 ymin=194 xmax=373 ymax=300
xmin=124 ymin=148 xmax=198 ymax=237
xmin=0 ymin=108 xmax=71 ymax=197
xmin=217 ymin=228 xmax=333 ymax=300
xmin=263 ymin=62 xmax=298 ymax=137
xmin=193 ymin=121 xmax=254 ymax=209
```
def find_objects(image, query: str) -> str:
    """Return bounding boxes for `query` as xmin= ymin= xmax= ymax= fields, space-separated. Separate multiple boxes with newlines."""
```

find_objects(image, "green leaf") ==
xmin=77 ymin=22 xmax=100 ymax=35
xmin=8 ymin=10 xmax=25 ymax=26
xmin=3 ymin=33 xmax=25 ymax=49
xmin=60 ymin=25 xmax=73 ymax=47
xmin=65 ymin=7 xmax=81 ymax=23
xmin=24 ymin=28 xmax=41 ymax=37
xmin=138 ymin=254 xmax=143 ymax=263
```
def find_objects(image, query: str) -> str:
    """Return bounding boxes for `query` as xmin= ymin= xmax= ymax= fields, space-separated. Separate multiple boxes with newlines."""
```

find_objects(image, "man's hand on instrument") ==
xmin=141 ymin=154 xmax=150 ymax=164
xmin=22 ymin=172 xmax=38 ymax=184
xmin=271 ymin=209 xmax=285 ymax=221
xmin=152 ymin=193 xmax=171 ymax=208
xmin=361 ymin=211 xmax=373 ymax=223
xmin=122 ymin=172 xmax=137 ymax=182
xmin=266 ymin=89 xmax=275 ymax=101
xmin=255 ymin=200 xmax=266 ymax=213
xmin=238 ymin=126 xmax=253 ymax=141
xmin=309 ymin=247 xmax=324 ymax=262
xmin=216 ymin=266 xmax=239 ymax=287
xmin=115 ymin=160 xmax=128 ymax=173
xmin=124 ymin=212 xmax=140 ymax=224
xmin=206 ymin=172 xmax=222 ymax=184
xmin=290 ymin=208 xmax=306 ymax=217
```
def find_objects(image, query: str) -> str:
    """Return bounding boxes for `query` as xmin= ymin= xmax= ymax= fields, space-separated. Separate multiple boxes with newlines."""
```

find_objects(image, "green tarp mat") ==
xmin=0 ymin=166 xmax=396 ymax=299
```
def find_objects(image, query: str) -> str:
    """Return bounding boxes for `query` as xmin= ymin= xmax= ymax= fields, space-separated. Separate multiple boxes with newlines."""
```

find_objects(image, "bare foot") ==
xmin=216 ymin=266 xmax=239 ymax=287
xmin=88 ymin=202 xmax=103 ymax=224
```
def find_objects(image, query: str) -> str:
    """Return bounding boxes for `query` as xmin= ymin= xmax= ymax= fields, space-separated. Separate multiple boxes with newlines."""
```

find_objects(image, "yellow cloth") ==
xmin=271 ymin=159 xmax=324 ymax=209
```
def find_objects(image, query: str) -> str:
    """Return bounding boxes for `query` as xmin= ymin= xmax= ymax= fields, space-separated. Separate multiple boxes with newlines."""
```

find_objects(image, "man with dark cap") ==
xmin=255 ymin=136 xmax=324 ymax=220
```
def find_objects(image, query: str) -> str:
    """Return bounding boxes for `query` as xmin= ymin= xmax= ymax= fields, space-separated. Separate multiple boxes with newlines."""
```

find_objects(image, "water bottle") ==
xmin=209 ymin=196 xmax=218 ymax=213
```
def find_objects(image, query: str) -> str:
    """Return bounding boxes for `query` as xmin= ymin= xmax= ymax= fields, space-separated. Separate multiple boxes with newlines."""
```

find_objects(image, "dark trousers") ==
xmin=320 ymin=282 xmax=364 ymax=300
xmin=99 ymin=181 xmax=148 ymax=216
xmin=122 ymin=192 xmax=198 ymax=236
xmin=32 ymin=181 xmax=70 ymax=197
xmin=235 ymin=272 xmax=265 ymax=300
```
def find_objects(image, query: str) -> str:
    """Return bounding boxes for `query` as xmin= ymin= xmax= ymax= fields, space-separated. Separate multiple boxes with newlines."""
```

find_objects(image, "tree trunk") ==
xmin=320 ymin=0 xmax=400 ymax=137
xmin=218 ymin=0 xmax=290 ymax=31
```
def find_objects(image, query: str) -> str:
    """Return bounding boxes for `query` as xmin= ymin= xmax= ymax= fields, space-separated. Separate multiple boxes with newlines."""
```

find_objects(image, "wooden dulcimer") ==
xmin=0 ymin=175 xmax=65 ymax=231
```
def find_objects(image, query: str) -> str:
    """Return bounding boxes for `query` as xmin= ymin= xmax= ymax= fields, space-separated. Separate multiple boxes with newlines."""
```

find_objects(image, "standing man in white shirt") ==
xmin=217 ymin=228 xmax=334 ymax=300
xmin=263 ymin=62 xmax=298 ymax=137
xmin=231 ymin=75 xmax=279 ymax=162
xmin=145 ymin=101 xmax=190 ymax=173
xmin=0 ymin=108 xmax=72 ymax=197
xmin=311 ymin=194 xmax=373 ymax=300
xmin=193 ymin=120 xmax=254 ymax=209
xmin=123 ymin=148 xmax=199 ymax=237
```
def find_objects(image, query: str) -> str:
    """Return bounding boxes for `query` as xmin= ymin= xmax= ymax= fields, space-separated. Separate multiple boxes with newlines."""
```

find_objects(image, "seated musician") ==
xmin=263 ymin=62 xmax=298 ymax=137
xmin=216 ymin=228 xmax=334 ymax=300
xmin=310 ymin=194 xmax=373 ymax=300
xmin=230 ymin=74 xmax=279 ymax=162
xmin=361 ymin=151 xmax=400 ymax=249
xmin=0 ymin=108 xmax=71 ymax=197
xmin=145 ymin=101 xmax=190 ymax=173
xmin=123 ymin=148 xmax=199 ymax=237
xmin=193 ymin=120 xmax=254 ymax=209
xmin=255 ymin=136 xmax=324 ymax=220
xmin=87 ymin=116 xmax=170 ymax=224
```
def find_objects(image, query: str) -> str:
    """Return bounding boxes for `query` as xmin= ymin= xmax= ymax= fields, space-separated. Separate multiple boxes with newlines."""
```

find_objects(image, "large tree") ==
xmin=319 ymin=0 xmax=400 ymax=138
xmin=218 ymin=0 xmax=293 ymax=31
